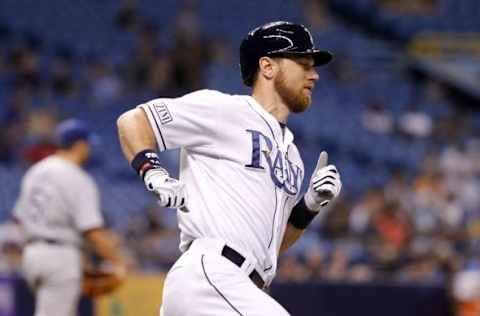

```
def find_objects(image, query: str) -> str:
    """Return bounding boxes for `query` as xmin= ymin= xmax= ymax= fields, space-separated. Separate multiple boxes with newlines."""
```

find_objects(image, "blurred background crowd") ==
xmin=0 ymin=0 xmax=480 ymax=312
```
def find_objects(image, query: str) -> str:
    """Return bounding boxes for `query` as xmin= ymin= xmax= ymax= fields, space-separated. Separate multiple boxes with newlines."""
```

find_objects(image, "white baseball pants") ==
xmin=21 ymin=242 xmax=82 ymax=316
xmin=160 ymin=238 xmax=290 ymax=316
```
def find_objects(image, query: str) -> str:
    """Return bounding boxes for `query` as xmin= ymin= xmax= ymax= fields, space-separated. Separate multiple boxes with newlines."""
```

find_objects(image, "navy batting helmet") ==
xmin=239 ymin=21 xmax=333 ymax=86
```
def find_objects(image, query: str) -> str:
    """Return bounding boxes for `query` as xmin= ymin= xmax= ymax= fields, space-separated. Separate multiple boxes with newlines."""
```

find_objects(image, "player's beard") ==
xmin=274 ymin=70 xmax=311 ymax=113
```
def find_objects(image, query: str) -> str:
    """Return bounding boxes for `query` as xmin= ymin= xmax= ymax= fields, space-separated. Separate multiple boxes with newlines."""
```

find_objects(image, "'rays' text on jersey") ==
xmin=245 ymin=129 xmax=301 ymax=195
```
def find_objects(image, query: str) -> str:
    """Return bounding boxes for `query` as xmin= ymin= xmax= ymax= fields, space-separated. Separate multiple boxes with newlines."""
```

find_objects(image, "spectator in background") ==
xmin=399 ymin=253 xmax=442 ymax=284
xmin=454 ymin=257 xmax=480 ymax=316
xmin=349 ymin=189 xmax=385 ymax=236
xmin=22 ymin=107 xmax=58 ymax=165
xmin=384 ymin=171 xmax=412 ymax=209
xmin=373 ymin=201 xmax=411 ymax=251
xmin=0 ymin=91 xmax=29 ymax=163
xmin=438 ymin=192 xmax=464 ymax=233
xmin=147 ymin=52 xmax=175 ymax=96
xmin=8 ymin=40 xmax=42 ymax=94
xmin=324 ymin=244 xmax=351 ymax=281
xmin=362 ymin=101 xmax=394 ymax=135
xmin=211 ymin=37 xmax=232 ymax=62
xmin=115 ymin=0 xmax=141 ymax=32
xmin=377 ymin=0 xmax=439 ymax=15
xmin=398 ymin=103 xmax=433 ymax=139
xmin=123 ymin=22 xmax=158 ymax=91
xmin=411 ymin=169 xmax=447 ymax=234
xmin=49 ymin=47 xmax=76 ymax=96
xmin=304 ymin=0 xmax=334 ymax=33
xmin=322 ymin=199 xmax=352 ymax=240
xmin=329 ymin=53 xmax=360 ymax=84
xmin=303 ymin=245 xmax=327 ymax=280
xmin=124 ymin=204 xmax=180 ymax=271
xmin=84 ymin=57 xmax=123 ymax=105
xmin=276 ymin=254 xmax=309 ymax=283
xmin=116 ymin=0 xmax=214 ymax=96
xmin=171 ymin=0 xmax=209 ymax=92
xmin=13 ymin=48 xmax=41 ymax=93
xmin=349 ymin=256 xmax=375 ymax=283
xmin=465 ymin=138 xmax=480 ymax=173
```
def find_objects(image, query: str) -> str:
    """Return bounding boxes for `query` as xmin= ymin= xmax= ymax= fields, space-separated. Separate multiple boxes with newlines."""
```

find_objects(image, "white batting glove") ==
xmin=304 ymin=151 xmax=342 ymax=212
xmin=143 ymin=168 xmax=187 ymax=209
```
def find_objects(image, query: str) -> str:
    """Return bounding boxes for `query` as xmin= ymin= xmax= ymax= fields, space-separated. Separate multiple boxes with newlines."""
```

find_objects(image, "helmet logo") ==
xmin=263 ymin=35 xmax=294 ymax=53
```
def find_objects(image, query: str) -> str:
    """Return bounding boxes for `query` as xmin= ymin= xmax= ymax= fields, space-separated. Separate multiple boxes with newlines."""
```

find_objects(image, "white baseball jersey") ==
xmin=140 ymin=89 xmax=304 ymax=284
xmin=13 ymin=155 xmax=104 ymax=245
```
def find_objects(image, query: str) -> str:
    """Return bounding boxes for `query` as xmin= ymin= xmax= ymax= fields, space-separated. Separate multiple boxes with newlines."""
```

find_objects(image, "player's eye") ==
xmin=297 ymin=60 xmax=313 ymax=69
xmin=303 ymin=64 xmax=314 ymax=71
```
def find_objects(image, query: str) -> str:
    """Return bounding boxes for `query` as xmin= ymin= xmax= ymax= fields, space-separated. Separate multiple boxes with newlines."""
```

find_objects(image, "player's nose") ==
xmin=310 ymin=68 xmax=320 ymax=81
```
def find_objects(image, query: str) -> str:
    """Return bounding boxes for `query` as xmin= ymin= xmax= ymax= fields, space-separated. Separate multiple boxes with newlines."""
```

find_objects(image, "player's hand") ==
xmin=143 ymin=168 xmax=187 ymax=208
xmin=304 ymin=151 xmax=342 ymax=212
xmin=82 ymin=261 xmax=126 ymax=297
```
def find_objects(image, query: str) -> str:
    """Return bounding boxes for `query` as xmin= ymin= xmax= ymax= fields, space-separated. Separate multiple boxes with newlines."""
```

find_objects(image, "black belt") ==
xmin=27 ymin=238 xmax=64 ymax=245
xmin=221 ymin=245 xmax=265 ymax=289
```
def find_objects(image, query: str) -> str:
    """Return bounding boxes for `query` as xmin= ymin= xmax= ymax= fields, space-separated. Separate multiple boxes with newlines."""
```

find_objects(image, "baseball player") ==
xmin=13 ymin=119 xmax=126 ymax=316
xmin=117 ymin=21 xmax=342 ymax=315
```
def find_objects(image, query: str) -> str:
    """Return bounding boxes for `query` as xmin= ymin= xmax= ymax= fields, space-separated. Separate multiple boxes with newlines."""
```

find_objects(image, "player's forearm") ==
xmin=280 ymin=223 xmax=305 ymax=253
xmin=117 ymin=108 xmax=157 ymax=163
xmin=84 ymin=228 xmax=124 ymax=266
xmin=280 ymin=197 xmax=320 ymax=253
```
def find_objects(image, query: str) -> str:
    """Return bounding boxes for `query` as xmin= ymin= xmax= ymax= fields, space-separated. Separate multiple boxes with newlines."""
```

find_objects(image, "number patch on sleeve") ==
xmin=153 ymin=102 xmax=173 ymax=125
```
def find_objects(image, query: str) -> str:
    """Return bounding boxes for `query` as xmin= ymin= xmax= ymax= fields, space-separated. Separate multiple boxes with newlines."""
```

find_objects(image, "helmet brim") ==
xmin=269 ymin=50 xmax=333 ymax=66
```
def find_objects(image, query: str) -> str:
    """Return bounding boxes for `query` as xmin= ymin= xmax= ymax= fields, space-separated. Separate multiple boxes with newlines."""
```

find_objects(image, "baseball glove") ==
xmin=82 ymin=265 xmax=125 ymax=297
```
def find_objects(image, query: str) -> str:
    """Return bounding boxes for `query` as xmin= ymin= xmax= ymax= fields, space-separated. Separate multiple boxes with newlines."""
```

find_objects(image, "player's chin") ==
xmin=290 ymin=96 xmax=312 ymax=113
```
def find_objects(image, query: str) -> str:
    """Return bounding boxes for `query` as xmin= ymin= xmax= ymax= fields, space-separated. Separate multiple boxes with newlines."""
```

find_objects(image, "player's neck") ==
xmin=251 ymin=88 xmax=290 ymax=124
xmin=55 ymin=151 xmax=84 ymax=167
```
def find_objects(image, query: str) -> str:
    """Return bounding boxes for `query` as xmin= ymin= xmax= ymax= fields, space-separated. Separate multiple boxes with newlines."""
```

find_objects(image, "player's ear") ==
xmin=258 ymin=56 xmax=277 ymax=81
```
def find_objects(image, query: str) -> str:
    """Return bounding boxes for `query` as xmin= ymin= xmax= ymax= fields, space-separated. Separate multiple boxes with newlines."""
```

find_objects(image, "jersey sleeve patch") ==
xmin=153 ymin=102 xmax=173 ymax=125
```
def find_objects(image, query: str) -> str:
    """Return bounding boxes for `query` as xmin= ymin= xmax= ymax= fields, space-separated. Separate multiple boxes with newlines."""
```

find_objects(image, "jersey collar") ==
xmin=244 ymin=96 xmax=294 ymax=151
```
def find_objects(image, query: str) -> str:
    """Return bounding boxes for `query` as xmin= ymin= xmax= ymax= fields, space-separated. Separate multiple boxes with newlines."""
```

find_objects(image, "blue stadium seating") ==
xmin=0 ymin=1 xmax=478 ymax=224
